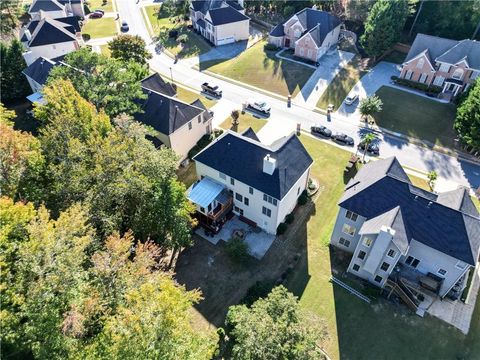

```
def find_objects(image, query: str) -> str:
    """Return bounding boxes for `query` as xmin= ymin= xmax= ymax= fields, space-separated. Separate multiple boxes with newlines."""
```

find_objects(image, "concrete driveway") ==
xmin=336 ymin=61 xmax=400 ymax=118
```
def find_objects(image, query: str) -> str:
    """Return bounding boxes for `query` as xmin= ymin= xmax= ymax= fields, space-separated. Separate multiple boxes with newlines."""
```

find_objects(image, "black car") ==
xmin=311 ymin=125 xmax=332 ymax=138
xmin=332 ymin=133 xmax=354 ymax=146
xmin=358 ymin=141 xmax=380 ymax=155
xmin=121 ymin=21 xmax=129 ymax=32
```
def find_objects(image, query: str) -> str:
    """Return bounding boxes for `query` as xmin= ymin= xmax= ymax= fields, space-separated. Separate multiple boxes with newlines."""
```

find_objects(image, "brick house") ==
xmin=399 ymin=34 xmax=480 ymax=98
xmin=268 ymin=8 xmax=342 ymax=62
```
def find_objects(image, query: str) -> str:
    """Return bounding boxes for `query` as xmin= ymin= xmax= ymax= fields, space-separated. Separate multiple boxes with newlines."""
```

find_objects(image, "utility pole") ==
xmin=169 ymin=66 xmax=173 ymax=83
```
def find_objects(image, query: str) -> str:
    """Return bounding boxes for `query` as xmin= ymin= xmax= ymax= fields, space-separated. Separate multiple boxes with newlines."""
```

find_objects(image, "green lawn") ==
xmin=283 ymin=136 xmax=480 ymax=359
xmin=177 ymin=161 xmax=197 ymax=188
xmin=373 ymin=86 xmax=457 ymax=148
xmin=175 ymin=86 xmax=217 ymax=109
xmin=219 ymin=112 xmax=267 ymax=134
xmin=87 ymin=0 xmax=114 ymax=13
xmin=82 ymin=17 xmax=117 ymax=39
xmin=317 ymin=55 xmax=370 ymax=109
xmin=144 ymin=5 xmax=210 ymax=58
xmin=100 ymin=44 xmax=111 ymax=57
xmin=202 ymin=40 xmax=315 ymax=97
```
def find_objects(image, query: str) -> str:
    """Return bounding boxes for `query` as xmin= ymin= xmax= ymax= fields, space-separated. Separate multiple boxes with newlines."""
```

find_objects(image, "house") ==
xmin=269 ymin=8 xmax=342 ymax=62
xmin=190 ymin=0 xmax=249 ymax=46
xmin=29 ymin=0 xmax=85 ymax=20
xmin=399 ymin=34 xmax=480 ymax=98
xmin=330 ymin=157 xmax=480 ymax=302
xmin=190 ymin=129 xmax=313 ymax=234
xmin=135 ymin=74 xmax=213 ymax=161
xmin=20 ymin=14 xmax=83 ymax=66
xmin=22 ymin=56 xmax=65 ymax=94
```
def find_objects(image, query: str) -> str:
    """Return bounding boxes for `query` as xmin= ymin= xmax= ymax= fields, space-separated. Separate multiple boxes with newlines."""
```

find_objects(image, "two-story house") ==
xmin=399 ymin=34 xmax=480 ymax=99
xmin=269 ymin=8 xmax=342 ymax=62
xmin=190 ymin=129 xmax=313 ymax=234
xmin=190 ymin=0 xmax=249 ymax=46
xmin=331 ymin=157 xmax=480 ymax=303
xmin=134 ymin=74 xmax=213 ymax=162
xmin=29 ymin=0 xmax=85 ymax=20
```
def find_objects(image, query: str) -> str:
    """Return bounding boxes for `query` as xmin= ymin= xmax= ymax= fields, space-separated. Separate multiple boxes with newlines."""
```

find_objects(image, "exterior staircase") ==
xmin=385 ymin=278 xmax=419 ymax=313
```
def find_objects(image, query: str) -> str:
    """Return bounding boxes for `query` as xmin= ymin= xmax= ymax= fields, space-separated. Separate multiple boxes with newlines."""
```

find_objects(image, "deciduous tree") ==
xmin=108 ymin=34 xmax=152 ymax=65
xmin=454 ymin=79 xmax=480 ymax=152
xmin=359 ymin=95 xmax=383 ymax=121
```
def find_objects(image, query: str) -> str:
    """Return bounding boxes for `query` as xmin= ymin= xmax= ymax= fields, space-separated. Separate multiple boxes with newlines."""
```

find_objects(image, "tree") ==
xmin=0 ymin=0 xmax=21 ymax=37
xmin=454 ymin=79 xmax=480 ymax=152
xmin=360 ymin=0 xmax=409 ymax=60
xmin=108 ymin=34 xmax=152 ymax=65
xmin=0 ymin=102 xmax=16 ymax=125
xmin=48 ymin=48 xmax=148 ymax=117
xmin=427 ymin=170 xmax=437 ymax=190
xmin=359 ymin=95 xmax=383 ymax=122
xmin=231 ymin=109 xmax=240 ymax=127
xmin=1 ymin=40 xmax=32 ymax=104
xmin=360 ymin=132 xmax=377 ymax=161
xmin=223 ymin=286 xmax=326 ymax=360
xmin=344 ymin=0 xmax=375 ymax=24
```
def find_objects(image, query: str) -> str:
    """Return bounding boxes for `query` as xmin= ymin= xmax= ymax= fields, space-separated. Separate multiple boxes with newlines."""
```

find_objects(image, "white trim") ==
xmin=296 ymin=31 xmax=319 ymax=49
xmin=403 ymin=51 xmax=435 ymax=71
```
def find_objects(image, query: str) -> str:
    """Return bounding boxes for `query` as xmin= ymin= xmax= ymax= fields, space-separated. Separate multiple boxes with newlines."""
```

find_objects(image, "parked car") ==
xmin=246 ymin=99 xmax=271 ymax=115
xmin=201 ymin=82 xmax=222 ymax=97
xmin=93 ymin=9 xmax=105 ymax=15
xmin=332 ymin=133 xmax=354 ymax=146
xmin=358 ymin=140 xmax=380 ymax=155
xmin=345 ymin=94 xmax=359 ymax=105
xmin=121 ymin=21 xmax=129 ymax=32
xmin=89 ymin=11 xmax=103 ymax=18
xmin=311 ymin=125 xmax=332 ymax=138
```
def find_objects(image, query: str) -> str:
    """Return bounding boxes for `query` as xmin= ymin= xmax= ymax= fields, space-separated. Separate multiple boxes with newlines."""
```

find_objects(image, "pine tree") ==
xmin=0 ymin=40 xmax=31 ymax=104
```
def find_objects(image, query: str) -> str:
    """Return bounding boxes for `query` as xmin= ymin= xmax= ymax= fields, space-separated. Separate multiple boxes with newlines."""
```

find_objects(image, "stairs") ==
xmin=386 ymin=279 xmax=419 ymax=312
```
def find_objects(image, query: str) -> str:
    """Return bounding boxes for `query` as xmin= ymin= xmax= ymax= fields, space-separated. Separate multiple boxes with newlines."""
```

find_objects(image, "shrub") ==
xmin=298 ymin=190 xmax=308 ymax=206
xmin=226 ymin=237 xmax=250 ymax=264
xmin=264 ymin=43 xmax=279 ymax=52
xmin=213 ymin=128 xmax=224 ymax=137
xmin=168 ymin=30 xmax=178 ymax=39
xmin=82 ymin=33 xmax=91 ymax=41
xmin=285 ymin=213 xmax=294 ymax=224
xmin=277 ymin=222 xmax=288 ymax=235
xmin=392 ymin=77 xmax=442 ymax=94
xmin=177 ymin=34 xmax=188 ymax=43
xmin=242 ymin=280 xmax=275 ymax=306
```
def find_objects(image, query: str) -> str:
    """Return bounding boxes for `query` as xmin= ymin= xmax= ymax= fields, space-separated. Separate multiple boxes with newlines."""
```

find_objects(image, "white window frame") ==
xmin=433 ymin=76 xmax=445 ymax=86
xmin=362 ymin=237 xmax=373 ymax=247
xmin=387 ymin=249 xmax=396 ymax=258
xmin=416 ymin=58 xmax=425 ymax=69
xmin=455 ymin=261 xmax=468 ymax=270
xmin=342 ymin=224 xmax=356 ymax=237
xmin=419 ymin=73 xmax=428 ymax=83
xmin=452 ymin=68 xmax=464 ymax=80
xmin=345 ymin=210 xmax=358 ymax=222
xmin=405 ymin=70 xmax=413 ymax=80
xmin=339 ymin=237 xmax=351 ymax=247
xmin=439 ymin=63 xmax=450 ymax=73
xmin=437 ymin=268 xmax=447 ymax=277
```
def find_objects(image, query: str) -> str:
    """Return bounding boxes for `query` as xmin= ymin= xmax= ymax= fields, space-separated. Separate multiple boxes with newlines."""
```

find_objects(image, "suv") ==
xmin=311 ymin=125 xmax=332 ymax=138
xmin=246 ymin=99 xmax=271 ymax=115
xmin=332 ymin=133 xmax=354 ymax=146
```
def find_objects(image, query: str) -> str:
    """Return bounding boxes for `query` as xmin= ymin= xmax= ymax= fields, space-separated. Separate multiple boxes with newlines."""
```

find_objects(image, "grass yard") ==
xmin=100 ymin=44 xmax=111 ymax=57
xmin=201 ymin=40 xmax=315 ymax=97
xmin=177 ymin=161 xmax=197 ymax=188
xmin=317 ymin=55 xmax=370 ymax=109
xmin=82 ymin=17 xmax=117 ymax=39
xmin=86 ymin=0 xmax=114 ymax=13
xmin=219 ymin=112 xmax=267 ymax=134
xmin=373 ymin=86 xmax=457 ymax=148
xmin=175 ymin=85 xmax=217 ymax=109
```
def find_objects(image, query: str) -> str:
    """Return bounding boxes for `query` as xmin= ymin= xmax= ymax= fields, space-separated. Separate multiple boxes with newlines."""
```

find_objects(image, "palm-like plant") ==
xmin=361 ymin=132 xmax=377 ymax=161
xmin=359 ymin=95 xmax=383 ymax=122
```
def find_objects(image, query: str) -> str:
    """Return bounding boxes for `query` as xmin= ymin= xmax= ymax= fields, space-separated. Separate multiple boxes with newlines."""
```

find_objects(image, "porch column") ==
xmin=454 ymin=85 xmax=461 ymax=96
xmin=442 ymin=83 xmax=449 ymax=93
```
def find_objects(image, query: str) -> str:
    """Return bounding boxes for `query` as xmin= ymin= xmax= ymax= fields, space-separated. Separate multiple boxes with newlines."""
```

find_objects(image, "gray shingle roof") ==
xmin=28 ymin=17 xmax=77 ymax=47
xmin=436 ymin=39 xmax=480 ymax=70
xmin=207 ymin=5 xmax=249 ymax=26
xmin=437 ymin=187 xmax=479 ymax=217
xmin=269 ymin=22 xmax=285 ymax=37
xmin=339 ymin=157 xmax=480 ymax=265
xmin=404 ymin=34 xmax=459 ymax=64
xmin=294 ymin=8 xmax=341 ymax=47
xmin=190 ymin=99 xmax=212 ymax=120
xmin=191 ymin=0 xmax=225 ymax=14
xmin=194 ymin=131 xmax=313 ymax=200
xmin=141 ymin=73 xmax=176 ymax=97
xmin=241 ymin=127 xmax=259 ymax=141
xmin=22 ymin=57 xmax=59 ymax=85
xmin=29 ymin=0 xmax=65 ymax=13
xmin=22 ymin=16 xmax=80 ymax=43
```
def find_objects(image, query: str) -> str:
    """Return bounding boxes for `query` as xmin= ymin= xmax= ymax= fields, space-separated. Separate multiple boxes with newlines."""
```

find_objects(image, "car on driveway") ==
xmin=358 ymin=140 xmax=380 ymax=155
xmin=121 ymin=21 xmax=129 ymax=32
xmin=345 ymin=94 xmax=359 ymax=105
xmin=89 ymin=11 xmax=103 ymax=18
xmin=93 ymin=9 xmax=105 ymax=15
xmin=332 ymin=133 xmax=354 ymax=146
xmin=311 ymin=125 xmax=332 ymax=138
xmin=201 ymin=82 xmax=222 ymax=97
xmin=246 ymin=99 xmax=271 ymax=115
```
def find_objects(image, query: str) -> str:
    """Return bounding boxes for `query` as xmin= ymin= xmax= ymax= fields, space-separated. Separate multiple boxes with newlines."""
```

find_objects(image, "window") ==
xmin=294 ymin=29 xmax=301 ymax=38
xmin=416 ymin=57 xmax=425 ymax=69
xmin=342 ymin=224 xmax=356 ymax=237
xmin=352 ymin=264 xmax=360 ymax=271
xmin=452 ymin=68 xmax=464 ymax=80
xmin=345 ymin=210 xmax=358 ymax=222
xmin=471 ymin=71 xmax=479 ymax=80
xmin=234 ymin=206 xmax=243 ymax=216
xmin=230 ymin=178 xmax=235 ymax=185
xmin=405 ymin=70 xmax=413 ymax=80
xmin=244 ymin=197 xmax=249 ymax=206
xmin=188 ymin=122 xmax=192 ymax=130
xmin=405 ymin=256 xmax=420 ymax=268
xmin=200 ymin=207 xmax=205 ymax=213
xmin=297 ymin=187 xmax=300 ymax=195
xmin=263 ymin=194 xmax=278 ymax=206
xmin=219 ymin=172 xmax=226 ymax=180
xmin=433 ymin=75 xmax=445 ymax=86
xmin=374 ymin=275 xmax=383 ymax=283
xmin=198 ymin=116 xmax=201 ymax=123
xmin=419 ymin=74 xmax=428 ymax=83
xmin=455 ymin=261 xmax=468 ymax=270
xmin=262 ymin=206 xmax=272 ymax=218
xmin=439 ymin=63 xmax=450 ymax=73
xmin=249 ymin=187 xmax=254 ymax=195
xmin=438 ymin=268 xmax=447 ymax=276
xmin=235 ymin=193 xmax=243 ymax=202
xmin=380 ymin=262 xmax=390 ymax=272
xmin=339 ymin=237 xmax=351 ymax=247
xmin=358 ymin=251 xmax=366 ymax=260
xmin=387 ymin=249 xmax=396 ymax=258
xmin=362 ymin=237 xmax=373 ymax=247
xmin=207 ymin=203 xmax=212 ymax=212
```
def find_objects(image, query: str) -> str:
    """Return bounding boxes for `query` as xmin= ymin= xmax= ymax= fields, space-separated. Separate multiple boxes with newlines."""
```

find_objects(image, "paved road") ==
xmin=115 ymin=0 xmax=480 ymax=191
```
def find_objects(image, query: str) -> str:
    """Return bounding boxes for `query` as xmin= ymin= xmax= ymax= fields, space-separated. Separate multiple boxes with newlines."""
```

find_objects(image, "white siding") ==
xmin=330 ymin=207 xmax=367 ymax=252
xmin=23 ymin=41 xmax=78 ymax=65
xmin=169 ymin=114 xmax=212 ymax=162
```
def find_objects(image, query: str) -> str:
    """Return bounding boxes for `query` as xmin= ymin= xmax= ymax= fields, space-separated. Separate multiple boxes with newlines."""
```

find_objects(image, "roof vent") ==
xmin=414 ymin=195 xmax=418 ymax=201
xmin=263 ymin=154 xmax=276 ymax=175
xmin=427 ymin=201 xmax=433 ymax=207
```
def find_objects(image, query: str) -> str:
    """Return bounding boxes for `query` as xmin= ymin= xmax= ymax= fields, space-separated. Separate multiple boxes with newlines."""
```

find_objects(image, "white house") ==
xmin=190 ymin=129 xmax=313 ymax=234
xmin=29 ymin=0 xmax=85 ymax=20
xmin=330 ymin=157 xmax=480 ymax=303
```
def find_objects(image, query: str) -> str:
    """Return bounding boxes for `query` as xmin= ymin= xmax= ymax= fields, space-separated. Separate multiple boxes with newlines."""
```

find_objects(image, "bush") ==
xmin=82 ymin=33 xmax=91 ymax=41
xmin=226 ymin=237 xmax=250 ymax=264
xmin=241 ymin=280 xmax=275 ymax=306
xmin=177 ymin=34 xmax=188 ymax=43
xmin=213 ymin=128 xmax=224 ymax=138
xmin=168 ymin=30 xmax=178 ymax=39
xmin=264 ymin=43 xmax=279 ymax=52
xmin=392 ymin=77 xmax=442 ymax=94
xmin=188 ymin=130 xmax=223 ymax=159
xmin=277 ymin=222 xmax=288 ymax=235
xmin=285 ymin=213 xmax=294 ymax=224
xmin=298 ymin=190 xmax=308 ymax=206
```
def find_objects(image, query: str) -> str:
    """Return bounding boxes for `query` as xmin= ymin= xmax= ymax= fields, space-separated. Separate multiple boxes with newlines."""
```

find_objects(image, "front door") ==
xmin=448 ymin=83 xmax=456 ymax=92
xmin=285 ymin=38 xmax=290 ymax=48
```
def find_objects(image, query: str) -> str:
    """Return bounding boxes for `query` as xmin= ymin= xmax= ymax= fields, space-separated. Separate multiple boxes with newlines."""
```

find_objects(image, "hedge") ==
xmin=187 ymin=129 xmax=224 ymax=159
xmin=391 ymin=76 xmax=442 ymax=94
xmin=277 ymin=222 xmax=288 ymax=235
xmin=264 ymin=43 xmax=279 ymax=51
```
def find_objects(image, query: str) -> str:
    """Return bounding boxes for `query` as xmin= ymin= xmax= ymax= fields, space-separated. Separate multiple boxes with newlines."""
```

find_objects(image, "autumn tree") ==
xmin=108 ymin=34 xmax=152 ymax=65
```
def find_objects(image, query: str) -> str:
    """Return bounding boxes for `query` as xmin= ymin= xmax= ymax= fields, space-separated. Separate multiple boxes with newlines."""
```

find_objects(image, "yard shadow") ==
xmin=198 ymin=41 xmax=248 ymax=71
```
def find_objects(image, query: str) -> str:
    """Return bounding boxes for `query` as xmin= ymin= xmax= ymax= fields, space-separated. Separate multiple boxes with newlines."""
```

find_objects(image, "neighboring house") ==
xmin=22 ymin=56 xmax=64 ymax=94
xmin=29 ymin=0 xmax=85 ymax=20
xmin=330 ymin=157 xmax=480 ymax=302
xmin=190 ymin=129 xmax=313 ymax=234
xmin=20 ymin=14 xmax=83 ymax=65
xmin=399 ymin=34 xmax=480 ymax=98
xmin=135 ymin=74 xmax=213 ymax=161
xmin=190 ymin=0 xmax=249 ymax=46
xmin=269 ymin=7 xmax=342 ymax=62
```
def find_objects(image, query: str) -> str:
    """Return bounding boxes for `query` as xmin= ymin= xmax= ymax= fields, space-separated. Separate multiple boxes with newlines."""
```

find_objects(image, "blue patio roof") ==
xmin=188 ymin=177 xmax=225 ymax=209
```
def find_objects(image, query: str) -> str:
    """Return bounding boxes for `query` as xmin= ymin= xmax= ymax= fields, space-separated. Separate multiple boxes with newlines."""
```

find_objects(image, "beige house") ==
xmin=135 ymin=74 xmax=213 ymax=162
xmin=399 ymin=34 xmax=480 ymax=99
xmin=269 ymin=8 xmax=342 ymax=62
xmin=29 ymin=0 xmax=85 ymax=20
xmin=190 ymin=0 xmax=249 ymax=46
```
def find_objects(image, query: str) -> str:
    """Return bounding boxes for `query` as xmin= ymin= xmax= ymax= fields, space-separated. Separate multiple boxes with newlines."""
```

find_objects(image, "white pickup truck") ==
xmin=246 ymin=99 xmax=271 ymax=115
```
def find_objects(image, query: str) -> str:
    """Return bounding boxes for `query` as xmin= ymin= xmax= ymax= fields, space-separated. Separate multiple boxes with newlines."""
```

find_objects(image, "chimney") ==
xmin=263 ymin=154 xmax=276 ymax=175
xmin=24 ymin=28 xmax=32 ymax=41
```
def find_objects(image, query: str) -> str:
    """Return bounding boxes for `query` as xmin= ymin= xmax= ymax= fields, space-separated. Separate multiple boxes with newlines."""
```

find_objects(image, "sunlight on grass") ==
xmin=87 ymin=0 xmax=114 ymax=13
xmin=175 ymin=86 xmax=217 ymax=109
xmin=82 ymin=18 xmax=117 ymax=39
xmin=219 ymin=112 xmax=266 ymax=134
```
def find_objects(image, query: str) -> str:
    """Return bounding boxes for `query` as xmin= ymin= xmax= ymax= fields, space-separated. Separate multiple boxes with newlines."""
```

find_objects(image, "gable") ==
xmin=296 ymin=31 xmax=319 ymax=49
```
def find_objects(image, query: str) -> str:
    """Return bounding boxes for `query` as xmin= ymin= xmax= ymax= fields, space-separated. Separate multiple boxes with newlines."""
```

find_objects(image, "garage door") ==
xmin=217 ymin=36 xmax=235 ymax=46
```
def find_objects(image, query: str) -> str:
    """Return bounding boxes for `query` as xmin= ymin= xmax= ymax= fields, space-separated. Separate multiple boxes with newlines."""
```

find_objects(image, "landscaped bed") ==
xmin=219 ymin=112 xmax=267 ymax=134
xmin=201 ymin=40 xmax=315 ymax=97
xmin=82 ymin=17 xmax=117 ymax=39
xmin=373 ymin=86 xmax=457 ymax=148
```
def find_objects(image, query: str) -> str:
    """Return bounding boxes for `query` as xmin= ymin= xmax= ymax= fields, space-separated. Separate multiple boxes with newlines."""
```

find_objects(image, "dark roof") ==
xmin=404 ymin=34 xmax=459 ymax=65
xmin=22 ymin=57 xmax=58 ymax=85
xmin=191 ymin=0 xmax=226 ymax=14
xmin=197 ymin=18 xmax=206 ymax=29
xmin=21 ymin=16 xmax=80 ymax=42
xmin=293 ymin=8 xmax=341 ymax=46
xmin=226 ymin=0 xmax=244 ymax=11
xmin=141 ymin=73 xmax=176 ymax=97
xmin=190 ymin=99 xmax=212 ymax=120
xmin=269 ymin=22 xmax=285 ymax=37
xmin=29 ymin=0 xmax=64 ymax=13
xmin=207 ymin=5 xmax=249 ymax=26
xmin=339 ymin=157 xmax=480 ymax=265
xmin=241 ymin=127 xmax=259 ymax=141
xmin=194 ymin=131 xmax=313 ymax=200
xmin=437 ymin=187 xmax=479 ymax=217
xmin=28 ymin=17 xmax=77 ymax=47
xmin=134 ymin=89 xmax=204 ymax=136
xmin=436 ymin=39 xmax=480 ymax=70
